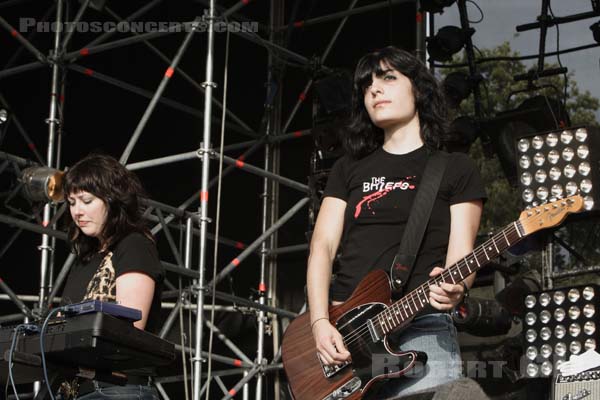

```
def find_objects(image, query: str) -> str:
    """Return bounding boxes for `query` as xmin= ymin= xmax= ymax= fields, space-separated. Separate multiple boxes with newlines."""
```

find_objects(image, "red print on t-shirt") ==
xmin=354 ymin=176 xmax=416 ymax=218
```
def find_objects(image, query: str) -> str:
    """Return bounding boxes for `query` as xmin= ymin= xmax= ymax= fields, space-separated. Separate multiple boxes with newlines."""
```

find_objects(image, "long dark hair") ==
xmin=345 ymin=46 xmax=448 ymax=159
xmin=63 ymin=153 xmax=153 ymax=262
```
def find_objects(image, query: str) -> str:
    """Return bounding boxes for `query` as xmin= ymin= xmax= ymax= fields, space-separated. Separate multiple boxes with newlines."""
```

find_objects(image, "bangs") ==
xmin=355 ymin=53 xmax=391 ymax=93
xmin=63 ymin=161 xmax=102 ymax=198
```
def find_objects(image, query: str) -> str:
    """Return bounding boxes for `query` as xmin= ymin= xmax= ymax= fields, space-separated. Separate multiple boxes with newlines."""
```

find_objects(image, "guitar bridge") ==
xmin=317 ymin=353 xmax=350 ymax=378
xmin=322 ymin=377 xmax=361 ymax=399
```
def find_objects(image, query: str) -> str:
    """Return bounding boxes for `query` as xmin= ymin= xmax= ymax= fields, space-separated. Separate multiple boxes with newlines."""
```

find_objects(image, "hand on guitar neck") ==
xmin=428 ymin=266 xmax=468 ymax=311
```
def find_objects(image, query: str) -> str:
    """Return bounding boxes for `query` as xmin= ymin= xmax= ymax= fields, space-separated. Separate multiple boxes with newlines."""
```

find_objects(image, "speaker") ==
xmin=389 ymin=378 xmax=490 ymax=400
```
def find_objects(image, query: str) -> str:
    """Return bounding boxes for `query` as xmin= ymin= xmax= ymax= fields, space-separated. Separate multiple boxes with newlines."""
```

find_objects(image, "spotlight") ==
xmin=452 ymin=297 xmax=512 ymax=337
xmin=515 ymin=126 xmax=600 ymax=211
xmin=426 ymin=26 xmax=473 ymax=62
xmin=443 ymin=71 xmax=474 ymax=108
xmin=521 ymin=285 xmax=600 ymax=378
xmin=443 ymin=116 xmax=478 ymax=153
xmin=591 ymin=21 xmax=600 ymax=43
xmin=419 ymin=0 xmax=457 ymax=13
xmin=0 ymin=109 xmax=7 ymax=125
xmin=486 ymin=96 xmax=570 ymax=185
xmin=20 ymin=167 xmax=64 ymax=203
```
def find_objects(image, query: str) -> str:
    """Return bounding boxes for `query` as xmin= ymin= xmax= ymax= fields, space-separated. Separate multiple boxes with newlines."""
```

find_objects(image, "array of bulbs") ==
xmin=523 ymin=285 xmax=598 ymax=378
xmin=516 ymin=127 xmax=595 ymax=211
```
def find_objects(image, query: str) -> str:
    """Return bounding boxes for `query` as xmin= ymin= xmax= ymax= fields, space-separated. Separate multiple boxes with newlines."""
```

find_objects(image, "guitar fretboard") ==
xmin=372 ymin=220 xmax=524 ymax=336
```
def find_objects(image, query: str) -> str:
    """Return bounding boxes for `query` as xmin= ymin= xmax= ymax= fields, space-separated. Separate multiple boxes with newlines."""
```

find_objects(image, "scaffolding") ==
xmin=0 ymin=1 xmax=423 ymax=399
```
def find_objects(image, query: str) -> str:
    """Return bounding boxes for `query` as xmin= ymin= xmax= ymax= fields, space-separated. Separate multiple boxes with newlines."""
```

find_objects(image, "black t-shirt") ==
xmin=61 ymin=232 xmax=164 ymax=333
xmin=324 ymin=146 xmax=487 ymax=305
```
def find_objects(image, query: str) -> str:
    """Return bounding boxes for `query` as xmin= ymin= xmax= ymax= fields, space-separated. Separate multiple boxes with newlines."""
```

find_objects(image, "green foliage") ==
xmin=440 ymin=42 xmax=600 ymax=232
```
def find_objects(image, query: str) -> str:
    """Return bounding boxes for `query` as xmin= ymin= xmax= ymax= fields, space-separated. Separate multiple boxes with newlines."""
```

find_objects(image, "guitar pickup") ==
xmin=317 ymin=353 xmax=350 ymax=378
xmin=323 ymin=377 xmax=361 ymax=399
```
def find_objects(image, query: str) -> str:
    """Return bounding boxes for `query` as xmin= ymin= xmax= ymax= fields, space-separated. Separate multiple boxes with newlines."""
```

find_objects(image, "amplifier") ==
xmin=553 ymin=369 xmax=600 ymax=400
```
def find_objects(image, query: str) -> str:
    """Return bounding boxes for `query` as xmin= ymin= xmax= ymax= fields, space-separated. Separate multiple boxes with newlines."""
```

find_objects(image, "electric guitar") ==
xmin=282 ymin=195 xmax=584 ymax=400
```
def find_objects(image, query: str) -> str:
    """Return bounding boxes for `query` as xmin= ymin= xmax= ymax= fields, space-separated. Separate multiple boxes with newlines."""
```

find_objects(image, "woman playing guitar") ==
xmin=307 ymin=46 xmax=487 ymax=398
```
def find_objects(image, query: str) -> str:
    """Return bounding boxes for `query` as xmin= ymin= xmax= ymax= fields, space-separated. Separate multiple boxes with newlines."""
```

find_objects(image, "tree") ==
xmin=440 ymin=42 xmax=600 ymax=232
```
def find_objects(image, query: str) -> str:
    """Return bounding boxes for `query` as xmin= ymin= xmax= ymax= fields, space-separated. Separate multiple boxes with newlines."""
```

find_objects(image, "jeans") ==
xmin=57 ymin=384 xmax=160 ymax=400
xmin=377 ymin=313 xmax=462 ymax=399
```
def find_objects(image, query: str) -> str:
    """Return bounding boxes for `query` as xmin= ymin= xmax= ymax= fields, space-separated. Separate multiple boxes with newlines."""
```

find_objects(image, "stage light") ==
xmin=20 ymin=166 xmax=64 ymax=203
xmin=521 ymin=284 xmax=600 ymax=378
xmin=420 ymin=0 xmax=457 ymax=13
xmin=427 ymin=26 xmax=472 ymax=62
xmin=452 ymin=297 xmax=512 ymax=337
xmin=515 ymin=126 xmax=600 ymax=211
xmin=591 ymin=21 xmax=600 ymax=44
xmin=443 ymin=71 xmax=473 ymax=108
xmin=0 ymin=109 xmax=7 ymax=125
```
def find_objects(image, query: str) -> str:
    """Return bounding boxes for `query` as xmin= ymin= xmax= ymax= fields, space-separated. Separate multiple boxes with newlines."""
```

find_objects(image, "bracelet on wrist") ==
xmin=311 ymin=317 xmax=329 ymax=329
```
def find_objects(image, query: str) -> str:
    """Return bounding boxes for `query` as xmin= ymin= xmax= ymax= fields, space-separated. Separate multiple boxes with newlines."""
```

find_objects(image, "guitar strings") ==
xmin=339 ymin=222 xmax=522 ymax=349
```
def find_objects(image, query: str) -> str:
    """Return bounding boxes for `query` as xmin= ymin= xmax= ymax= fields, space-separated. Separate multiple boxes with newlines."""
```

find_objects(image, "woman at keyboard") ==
xmin=60 ymin=153 xmax=163 ymax=400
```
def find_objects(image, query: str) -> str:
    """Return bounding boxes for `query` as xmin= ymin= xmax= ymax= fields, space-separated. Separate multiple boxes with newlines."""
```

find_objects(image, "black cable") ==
xmin=547 ymin=3 xmax=569 ymax=111
xmin=7 ymin=324 xmax=25 ymax=400
xmin=40 ymin=308 xmax=62 ymax=400
xmin=466 ymin=0 xmax=484 ymax=24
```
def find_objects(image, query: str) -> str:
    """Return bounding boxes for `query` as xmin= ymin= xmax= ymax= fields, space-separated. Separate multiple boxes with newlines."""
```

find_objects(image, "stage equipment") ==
xmin=19 ymin=166 xmax=64 ymax=203
xmin=552 ymin=368 xmax=600 ymax=400
xmin=515 ymin=126 xmax=600 ymax=211
xmin=78 ymin=0 xmax=107 ymax=11
xmin=495 ymin=269 xmax=542 ymax=316
xmin=591 ymin=21 xmax=600 ymax=43
xmin=452 ymin=297 xmax=512 ymax=337
xmin=443 ymin=71 xmax=474 ymax=108
xmin=522 ymin=285 xmax=599 ymax=378
xmin=419 ymin=0 xmax=457 ymax=14
xmin=426 ymin=25 xmax=473 ymax=62
xmin=0 ymin=109 xmax=7 ymax=125
xmin=444 ymin=115 xmax=478 ymax=153
xmin=487 ymin=96 xmax=570 ymax=186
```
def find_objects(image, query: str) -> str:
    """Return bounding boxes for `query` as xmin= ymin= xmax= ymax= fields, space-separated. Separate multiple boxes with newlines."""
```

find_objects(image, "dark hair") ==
xmin=345 ymin=46 xmax=448 ymax=158
xmin=63 ymin=153 xmax=153 ymax=262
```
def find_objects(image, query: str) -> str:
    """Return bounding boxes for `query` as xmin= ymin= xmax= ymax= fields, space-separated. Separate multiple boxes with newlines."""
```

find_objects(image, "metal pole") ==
xmin=415 ymin=1 xmax=428 ymax=63
xmin=38 ymin=0 xmax=64 ymax=311
xmin=193 ymin=1 xmax=216 ymax=398
xmin=120 ymin=18 xmax=201 ymax=165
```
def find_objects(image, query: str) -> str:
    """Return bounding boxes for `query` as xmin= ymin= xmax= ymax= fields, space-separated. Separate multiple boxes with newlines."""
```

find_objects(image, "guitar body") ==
xmin=282 ymin=270 xmax=425 ymax=400
xmin=282 ymin=196 xmax=584 ymax=399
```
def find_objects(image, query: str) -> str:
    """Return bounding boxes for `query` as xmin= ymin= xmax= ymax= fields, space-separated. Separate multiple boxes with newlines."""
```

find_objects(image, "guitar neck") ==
xmin=373 ymin=220 xmax=525 ymax=335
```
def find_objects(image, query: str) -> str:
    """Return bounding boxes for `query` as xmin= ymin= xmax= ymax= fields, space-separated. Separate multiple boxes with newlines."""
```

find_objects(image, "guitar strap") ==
xmin=390 ymin=150 xmax=448 ymax=297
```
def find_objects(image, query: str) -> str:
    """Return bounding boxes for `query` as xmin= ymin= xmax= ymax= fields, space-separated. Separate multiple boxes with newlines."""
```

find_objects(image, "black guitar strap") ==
xmin=390 ymin=150 xmax=448 ymax=296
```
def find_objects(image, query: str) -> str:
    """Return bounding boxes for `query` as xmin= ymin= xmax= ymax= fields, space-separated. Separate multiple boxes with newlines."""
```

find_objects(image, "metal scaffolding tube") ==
xmin=120 ymin=19 xmax=201 ymax=164
xmin=0 ymin=276 xmax=35 ymax=319
xmin=176 ymin=344 xmax=254 ymax=369
xmin=155 ymin=209 xmax=185 ymax=267
xmin=60 ymin=0 xmax=91 ymax=52
xmin=205 ymin=319 xmax=253 ymax=364
xmin=0 ymin=214 xmax=68 ymax=241
xmin=147 ymin=137 xmax=266 ymax=235
xmin=216 ymin=152 xmax=309 ymax=193
xmin=278 ymin=0 xmax=413 ymax=30
xmin=86 ymin=0 xmax=164 ymax=48
xmin=221 ymin=366 xmax=260 ymax=400
xmin=0 ymin=15 xmax=47 ymax=62
xmin=103 ymin=6 xmax=256 ymax=135
xmin=46 ymin=253 xmax=76 ymax=306
xmin=209 ymin=197 xmax=309 ymax=287
xmin=0 ymin=60 xmax=45 ymax=80
xmin=0 ymin=151 xmax=36 ymax=166
xmin=282 ymin=0 xmax=358 ymax=133
xmin=64 ymin=22 xmax=190 ymax=62
xmin=67 ymin=64 xmax=255 ymax=138
xmin=193 ymin=1 xmax=216 ymax=397
xmin=0 ymin=94 xmax=44 ymax=163
xmin=267 ymin=243 xmax=308 ymax=255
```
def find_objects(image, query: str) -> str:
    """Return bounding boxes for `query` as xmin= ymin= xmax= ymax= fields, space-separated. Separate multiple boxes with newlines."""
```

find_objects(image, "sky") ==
xmin=437 ymin=0 xmax=600 ymax=119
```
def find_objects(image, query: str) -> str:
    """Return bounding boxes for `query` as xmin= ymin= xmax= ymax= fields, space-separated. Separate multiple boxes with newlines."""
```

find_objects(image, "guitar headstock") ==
xmin=518 ymin=195 xmax=584 ymax=236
